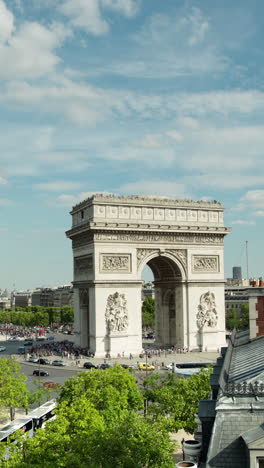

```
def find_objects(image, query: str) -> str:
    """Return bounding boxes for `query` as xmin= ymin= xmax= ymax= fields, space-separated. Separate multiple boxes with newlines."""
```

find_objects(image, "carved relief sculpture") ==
xmin=105 ymin=292 xmax=128 ymax=333
xmin=193 ymin=255 xmax=219 ymax=272
xmin=197 ymin=291 xmax=218 ymax=329
xmin=100 ymin=254 xmax=131 ymax=272
xmin=137 ymin=249 xmax=158 ymax=267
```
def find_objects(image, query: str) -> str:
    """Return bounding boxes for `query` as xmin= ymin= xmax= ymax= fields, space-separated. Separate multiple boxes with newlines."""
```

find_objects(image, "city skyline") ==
xmin=1 ymin=0 xmax=264 ymax=289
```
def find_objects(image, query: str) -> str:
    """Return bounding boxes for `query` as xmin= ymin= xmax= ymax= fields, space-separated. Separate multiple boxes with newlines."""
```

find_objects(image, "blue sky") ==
xmin=1 ymin=0 xmax=264 ymax=290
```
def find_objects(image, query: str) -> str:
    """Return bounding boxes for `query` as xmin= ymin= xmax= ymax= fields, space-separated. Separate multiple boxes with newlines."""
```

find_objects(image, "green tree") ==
xmin=142 ymin=369 xmax=212 ymax=433
xmin=142 ymin=297 xmax=155 ymax=328
xmin=0 ymin=359 xmax=29 ymax=420
xmin=226 ymin=305 xmax=249 ymax=331
xmin=59 ymin=365 xmax=144 ymax=422
xmin=6 ymin=368 xmax=175 ymax=467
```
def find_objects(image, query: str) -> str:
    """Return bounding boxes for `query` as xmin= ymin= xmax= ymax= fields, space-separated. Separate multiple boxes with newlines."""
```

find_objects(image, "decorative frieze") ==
xmin=74 ymin=255 xmax=93 ymax=276
xmin=95 ymin=232 xmax=224 ymax=245
xmin=105 ymin=292 xmax=128 ymax=333
xmin=197 ymin=291 xmax=218 ymax=329
xmin=192 ymin=255 xmax=219 ymax=273
xmin=100 ymin=254 xmax=131 ymax=273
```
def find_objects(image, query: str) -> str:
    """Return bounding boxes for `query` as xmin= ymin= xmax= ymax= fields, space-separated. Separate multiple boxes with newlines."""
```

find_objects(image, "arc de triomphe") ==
xmin=66 ymin=195 xmax=230 ymax=356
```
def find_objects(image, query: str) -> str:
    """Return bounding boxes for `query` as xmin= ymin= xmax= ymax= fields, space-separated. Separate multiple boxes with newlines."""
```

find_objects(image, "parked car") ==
xmin=99 ymin=363 xmax=111 ymax=370
xmin=33 ymin=370 xmax=49 ymax=377
xmin=0 ymin=346 xmax=6 ymax=352
xmin=83 ymin=362 xmax=98 ymax=369
xmin=51 ymin=360 xmax=67 ymax=367
xmin=24 ymin=341 xmax=33 ymax=346
xmin=37 ymin=358 xmax=50 ymax=365
xmin=138 ymin=363 xmax=155 ymax=371
xmin=28 ymin=356 xmax=39 ymax=363
xmin=43 ymin=381 xmax=62 ymax=389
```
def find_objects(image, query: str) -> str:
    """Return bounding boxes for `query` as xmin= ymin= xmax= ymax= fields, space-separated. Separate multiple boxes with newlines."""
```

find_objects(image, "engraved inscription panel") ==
xmin=192 ymin=255 xmax=219 ymax=273
xmin=100 ymin=254 xmax=131 ymax=273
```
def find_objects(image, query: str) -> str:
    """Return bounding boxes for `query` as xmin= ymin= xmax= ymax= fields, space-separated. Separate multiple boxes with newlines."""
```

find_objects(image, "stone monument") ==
xmin=66 ymin=194 xmax=230 ymax=356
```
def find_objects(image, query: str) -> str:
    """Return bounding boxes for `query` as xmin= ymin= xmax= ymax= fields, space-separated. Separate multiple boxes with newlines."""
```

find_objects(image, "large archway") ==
xmin=140 ymin=253 xmax=185 ymax=348
xmin=66 ymin=194 xmax=230 ymax=357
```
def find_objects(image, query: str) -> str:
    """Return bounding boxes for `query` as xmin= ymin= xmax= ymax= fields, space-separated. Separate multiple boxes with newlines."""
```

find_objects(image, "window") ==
xmin=258 ymin=458 xmax=264 ymax=468
xmin=81 ymin=210 xmax=84 ymax=219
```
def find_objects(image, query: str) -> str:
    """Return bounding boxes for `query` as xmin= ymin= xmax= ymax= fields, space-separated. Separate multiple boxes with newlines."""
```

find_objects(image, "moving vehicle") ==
xmin=0 ymin=346 xmax=6 ymax=352
xmin=37 ymin=358 xmax=50 ymax=365
xmin=0 ymin=400 xmax=56 ymax=445
xmin=24 ymin=341 xmax=33 ymax=347
xmin=33 ymin=370 xmax=49 ymax=377
xmin=99 ymin=363 xmax=111 ymax=370
xmin=30 ymin=400 xmax=56 ymax=430
xmin=138 ymin=363 xmax=155 ymax=371
xmin=165 ymin=362 xmax=212 ymax=376
xmin=83 ymin=362 xmax=98 ymax=369
xmin=28 ymin=356 xmax=39 ymax=363
xmin=43 ymin=381 xmax=62 ymax=389
xmin=0 ymin=417 xmax=34 ymax=443
xmin=17 ymin=346 xmax=26 ymax=354
xmin=51 ymin=360 xmax=67 ymax=367
xmin=47 ymin=336 xmax=55 ymax=341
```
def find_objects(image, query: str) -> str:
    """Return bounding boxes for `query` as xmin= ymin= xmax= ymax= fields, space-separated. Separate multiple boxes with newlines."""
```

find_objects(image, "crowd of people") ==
xmin=29 ymin=340 xmax=94 ymax=359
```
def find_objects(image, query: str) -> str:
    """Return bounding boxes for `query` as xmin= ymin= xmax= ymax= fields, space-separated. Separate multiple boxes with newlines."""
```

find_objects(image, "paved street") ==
xmin=0 ymin=333 xmax=221 ymax=390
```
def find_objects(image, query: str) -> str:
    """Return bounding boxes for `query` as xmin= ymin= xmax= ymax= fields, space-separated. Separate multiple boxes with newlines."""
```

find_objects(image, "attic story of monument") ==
xmin=66 ymin=194 xmax=230 ymax=357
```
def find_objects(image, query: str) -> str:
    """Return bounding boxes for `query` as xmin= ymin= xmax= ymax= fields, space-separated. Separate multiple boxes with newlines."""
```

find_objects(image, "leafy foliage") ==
xmin=5 ymin=366 xmax=175 ymax=467
xmin=142 ymin=297 xmax=155 ymax=328
xmin=142 ymin=368 xmax=212 ymax=433
xmin=0 ymin=359 xmax=29 ymax=420
xmin=226 ymin=304 xmax=249 ymax=330
xmin=0 ymin=306 xmax=74 ymax=327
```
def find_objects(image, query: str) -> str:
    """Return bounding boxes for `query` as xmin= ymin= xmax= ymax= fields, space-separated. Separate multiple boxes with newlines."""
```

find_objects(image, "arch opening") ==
xmin=142 ymin=255 xmax=184 ymax=348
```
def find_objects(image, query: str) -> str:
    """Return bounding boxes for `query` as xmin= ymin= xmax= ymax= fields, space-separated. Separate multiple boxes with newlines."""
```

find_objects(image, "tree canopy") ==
xmin=142 ymin=368 xmax=212 ymax=433
xmin=0 ymin=358 xmax=29 ymax=421
xmin=142 ymin=297 xmax=155 ymax=328
xmin=226 ymin=304 xmax=249 ymax=331
xmin=5 ymin=366 xmax=176 ymax=468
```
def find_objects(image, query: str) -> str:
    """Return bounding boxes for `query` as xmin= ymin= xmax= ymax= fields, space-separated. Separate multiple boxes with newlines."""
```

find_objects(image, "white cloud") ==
xmin=55 ymin=191 xmax=112 ymax=207
xmin=254 ymin=211 xmax=264 ymax=217
xmin=188 ymin=7 xmax=209 ymax=46
xmin=0 ymin=176 xmax=7 ymax=184
xmin=165 ymin=130 xmax=183 ymax=141
xmin=242 ymin=190 xmax=264 ymax=209
xmin=0 ymin=199 xmax=13 ymax=206
xmin=59 ymin=0 xmax=108 ymax=35
xmin=0 ymin=19 xmax=70 ymax=79
xmin=101 ymin=0 xmax=140 ymax=17
xmin=231 ymin=220 xmax=256 ymax=225
xmin=177 ymin=117 xmax=200 ymax=129
xmin=33 ymin=181 xmax=83 ymax=192
xmin=117 ymin=180 xmax=191 ymax=199
xmin=130 ymin=134 xmax=163 ymax=148
xmin=0 ymin=0 xmax=15 ymax=42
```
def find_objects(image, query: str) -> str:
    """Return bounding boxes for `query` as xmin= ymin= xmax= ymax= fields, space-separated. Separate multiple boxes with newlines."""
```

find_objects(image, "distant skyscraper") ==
xmin=233 ymin=266 xmax=242 ymax=280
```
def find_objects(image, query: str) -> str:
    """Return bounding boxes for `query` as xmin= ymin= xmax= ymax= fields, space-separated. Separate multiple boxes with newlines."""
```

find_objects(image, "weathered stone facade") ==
xmin=66 ymin=194 xmax=230 ymax=356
